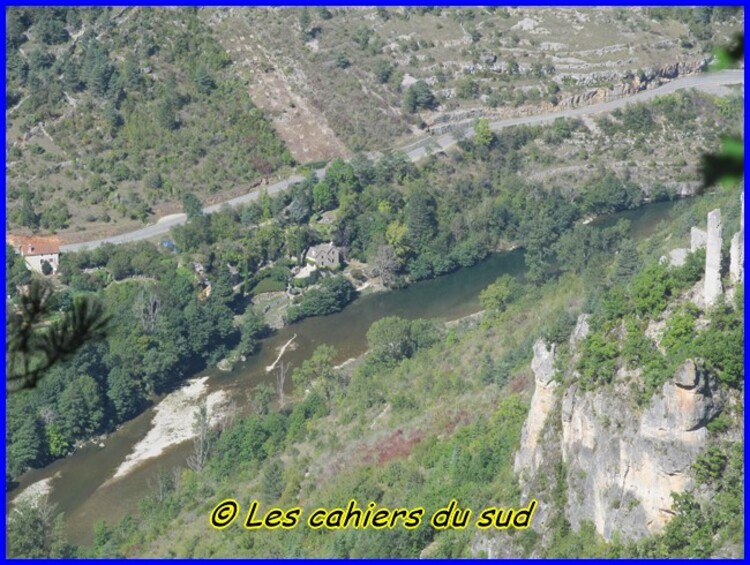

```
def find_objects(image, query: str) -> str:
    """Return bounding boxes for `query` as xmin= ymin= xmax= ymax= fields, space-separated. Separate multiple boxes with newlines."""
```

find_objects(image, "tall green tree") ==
xmin=7 ymin=497 xmax=74 ymax=557
xmin=182 ymin=193 xmax=203 ymax=220
xmin=406 ymin=189 xmax=436 ymax=248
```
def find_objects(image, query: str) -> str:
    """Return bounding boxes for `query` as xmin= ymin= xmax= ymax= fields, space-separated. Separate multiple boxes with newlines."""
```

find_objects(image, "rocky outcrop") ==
xmin=514 ymin=339 xmax=557 ymax=483
xmin=704 ymin=209 xmax=723 ymax=306
xmin=557 ymin=59 xmax=708 ymax=109
xmin=506 ymin=194 xmax=742 ymax=550
xmin=729 ymin=192 xmax=743 ymax=284
xmin=690 ymin=227 xmax=707 ymax=252
xmin=730 ymin=233 xmax=743 ymax=284
xmin=667 ymin=248 xmax=688 ymax=267
xmin=568 ymin=314 xmax=590 ymax=353
xmin=512 ymin=319 xmax=722 ymax=542
xmin=560 ymin=359 xmax=719 ymax=541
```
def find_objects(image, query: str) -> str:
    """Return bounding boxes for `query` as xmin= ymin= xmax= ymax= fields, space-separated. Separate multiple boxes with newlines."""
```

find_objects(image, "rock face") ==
xmin=690 ymin=227 xmax=707 ymax=252
xmin=512 ymin=320 xmax=722 ymax=543
xmin=557 ymin=59 xmax=708 ymax=109
xmin=514 ymin=339 xmax=557 ymax=484
xmin=560 ymin=360 xmax=720 ymax=541
xmin=668 ymin=248 xmax=688 ymax=267
xmin=568 ymin=314 xmax=590 ymax=353
xmin=730 ymin=192 xmax=744 ymax=284
xmin=730 ymin=233 xmax=743 ymax=284
xmin=704 ymin=209 xmax=723 ymax=307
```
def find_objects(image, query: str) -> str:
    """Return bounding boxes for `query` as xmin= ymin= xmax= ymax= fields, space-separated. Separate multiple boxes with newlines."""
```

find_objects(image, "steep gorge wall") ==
xmin=513 ymin=329 xmax=722 ymax=543
xmin=559 ymin=359 xmax=720 ymax=539
xmin=510 ymin=192 xmax=743 ymax=544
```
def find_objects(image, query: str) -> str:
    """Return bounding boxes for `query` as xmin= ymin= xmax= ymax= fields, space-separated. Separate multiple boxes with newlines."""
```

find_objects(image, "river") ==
xmin=7 ymin=199 xmax=680 ymax=546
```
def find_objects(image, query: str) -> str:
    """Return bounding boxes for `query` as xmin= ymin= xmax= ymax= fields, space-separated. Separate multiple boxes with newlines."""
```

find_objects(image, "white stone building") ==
xmin=7 ymin=235 xmax=61 ymax=274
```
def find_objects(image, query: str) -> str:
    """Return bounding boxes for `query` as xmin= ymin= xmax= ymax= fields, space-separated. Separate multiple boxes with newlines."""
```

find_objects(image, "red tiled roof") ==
xmin=6 ymin=235 xmax=61 ymax=256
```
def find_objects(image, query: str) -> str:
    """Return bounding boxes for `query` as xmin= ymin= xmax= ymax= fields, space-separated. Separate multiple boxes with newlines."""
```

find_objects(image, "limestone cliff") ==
xmin=512 ymin=333 xmax=722 ymax=544
xmin=560 ymin=359 xmax=720 ymax=540
xmin=514 ymin=339 xmax=558 ymax=481
xmin=511 ymin=194 xmax=743 ymax=544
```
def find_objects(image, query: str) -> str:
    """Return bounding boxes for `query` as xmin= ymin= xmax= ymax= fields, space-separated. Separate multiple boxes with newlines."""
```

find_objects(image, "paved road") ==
xmin=61 ymin=69 xmax=743 ymax=252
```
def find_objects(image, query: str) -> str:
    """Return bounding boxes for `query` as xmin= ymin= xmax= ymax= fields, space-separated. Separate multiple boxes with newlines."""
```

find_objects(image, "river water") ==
xmin=7 ymin=199 xmax=679 ymax=546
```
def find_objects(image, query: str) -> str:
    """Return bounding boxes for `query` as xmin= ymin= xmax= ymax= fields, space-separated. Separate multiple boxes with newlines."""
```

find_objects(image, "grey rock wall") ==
xmin=729 ymin=192 xmax=743 ymax=284
xmin=514 ymin=339 xmax=558 ymax=484
xmin=704 ymin=209 xmax=723 ymax=306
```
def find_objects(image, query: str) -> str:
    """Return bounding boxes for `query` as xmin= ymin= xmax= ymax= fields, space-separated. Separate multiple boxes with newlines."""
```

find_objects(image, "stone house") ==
xmin=7 ymin=235 xmax=61 ymax=274
xmin=305 ymin=242 xmax=341 ymax=270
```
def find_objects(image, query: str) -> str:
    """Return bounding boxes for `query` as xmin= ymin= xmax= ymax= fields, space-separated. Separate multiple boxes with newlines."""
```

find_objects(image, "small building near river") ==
xmin=305 ymin=242 xmax=341 ymax=270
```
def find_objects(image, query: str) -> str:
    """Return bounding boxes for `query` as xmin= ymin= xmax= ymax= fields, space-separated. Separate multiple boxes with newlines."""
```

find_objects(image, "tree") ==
xmin=41 ymin=260 xmax=53 ymax=276
xmin=261 ymin=459 xmax=284 ymax=502
xmin=186 ymin=401 xmax=213 ymax=472
xmin=403 ymin=80 xmax=437 ymax=113
xmin=335 ymin=52 xmax=350 ymax=69
xmin=7 ymin=496 xmax=73 ymax=557
xmin=630 ymin=262 xmax=673 ymax=317
xmin=36 ymin=16 xmax=70 ymax=45
xmin=479 ymin=275 xmax=519 ymax=313
xmin=582 ymin=172 xmax=641 ymax=215
xmin=372 ymin=244 xmax=400 ymax=287
xmin=366 ymin=316 xmax=441 ymax=363
xmin=313 ymin=181 xmax=337 ymax=212
xmin=386 ymin=221 xmax=411 ymax=257
xmin=156 ymin=98 xmax=178 ymax=130
xmin=374 ymin=59 xmax=394 ymax=83
xmin=59 ymin=375 xmax=104 ymax=439
xmin=39 ymin=200 xmax=71 ymax=231
xmin=325 ymin=159 xmax=359 ymax=196
xmin=182 ymin=193 xmax=203 ymax=220
xmin=611 ymin=240 xmax=641 ymax=285
xmin=299 ymin=8 xmax=311 ymax=41
xmin=7 ymin=279 xmax=109 ymax=391
xmin=474 ymin=118 xmax=495 ymax=148
xmin=285 ymin=276 xmax=357 ymax=323
xmin=293 ymin=344 xmax=339 ymax=398
xmin=193 ymin=65 xmax=215 ymax=94
xmin=367 ymin=316 xmax=413 ymax=362
xmin=106 ymin=366 xmax=144 ymax=420
xmin=19 ymin=194 xmax=40 ymax=231
xmin=8 ymin=415 xmax=43 ymax=478
xmin=238 ymin=310 xmax=268 ymax=356
xmin=317 ymin=7 xmax=333 ymax=19
xmin=133 ymin=288 xmax=161 ymax=333
xmin=406 ymin=190 xmax=437 ymax=247
xmin=6 ymin=244 xmax=31 ymax=297
xmin=456 ymin=77 xmax=479 ymax=99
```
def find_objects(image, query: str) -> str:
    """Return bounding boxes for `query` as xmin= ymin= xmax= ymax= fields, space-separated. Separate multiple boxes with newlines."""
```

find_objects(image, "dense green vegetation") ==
xmin=285 ymin=276 xmax=357 ymax=323
xmin=6 ymin=244 xmax=268 ymax=480
xmin=4 ymin=10 xmax=744 ymax=554
xmin=6 ymin=87 xmax=741 ymax=484
xmin=155 ymin=94 xmax=737 ymax=301
xmin=6 ymin=179 xmax=743 ymax=557
xmin=6 ymin=8 xmax=293 ymax=230
xmin=576 ymin=250 xmax=743 ymax=398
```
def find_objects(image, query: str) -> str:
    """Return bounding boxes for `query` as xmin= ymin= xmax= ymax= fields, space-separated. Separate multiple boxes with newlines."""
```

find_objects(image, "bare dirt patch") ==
xmin=210 ymin=11 xmax=349 ymax=164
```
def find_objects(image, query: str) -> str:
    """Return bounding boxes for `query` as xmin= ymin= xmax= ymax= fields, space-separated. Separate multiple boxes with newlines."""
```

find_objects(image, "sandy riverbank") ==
xmin=108 ymin=376 xmax=229 ymax=482
xmin=12 ymin=472 xmax=61 ymax=507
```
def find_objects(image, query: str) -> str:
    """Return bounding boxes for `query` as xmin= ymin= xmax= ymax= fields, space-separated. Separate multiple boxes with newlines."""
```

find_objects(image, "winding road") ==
xmin=60 ymin=69 xmax=743 ymax=252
